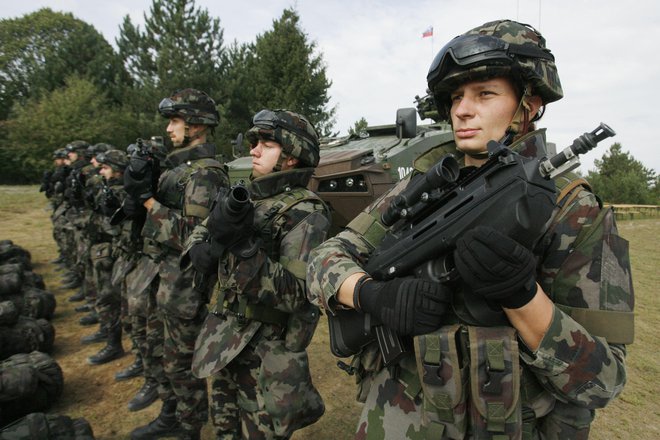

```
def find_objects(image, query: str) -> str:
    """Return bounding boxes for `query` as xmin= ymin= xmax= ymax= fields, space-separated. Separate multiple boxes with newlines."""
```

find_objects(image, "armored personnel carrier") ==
xmin=226 ymin=96 xmax=455 ymax=232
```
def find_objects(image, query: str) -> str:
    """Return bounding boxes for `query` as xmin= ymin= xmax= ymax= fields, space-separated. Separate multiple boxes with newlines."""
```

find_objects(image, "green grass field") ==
xmin=0 ymin=185 xmax=657 ymax=439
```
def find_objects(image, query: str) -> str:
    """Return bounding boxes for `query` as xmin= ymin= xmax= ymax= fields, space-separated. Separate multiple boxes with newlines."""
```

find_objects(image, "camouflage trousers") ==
xmin=209 ymin=344 xmax=289 ymax=440
xmin=144 ymin=279 xmax=172 ymax=401
xmin=161 ymin=309 xmax=209 ymax=431
xmin=51 ymin=211 xmax=68 ymax=257
xmin=91 ymin=243 xmax=120 ymax=327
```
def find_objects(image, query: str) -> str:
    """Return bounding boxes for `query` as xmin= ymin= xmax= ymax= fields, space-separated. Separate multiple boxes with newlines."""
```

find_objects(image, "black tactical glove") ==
xmin=188 ymin=241 xmax=224 ymax=275
xmin=206 ymin=187 xmax=259 ymax=258
xmin=100 ymin=190 xmax=121 ymax=217
xmin=454 ymin=226 xmax=537 ymax=309
xmin=356 ymin=277 xmax=451 ymax=336
xmin=124 ymin=166 xmax=154 ymax=202
xmin=122 ymin=196 xmax=145 ymax=218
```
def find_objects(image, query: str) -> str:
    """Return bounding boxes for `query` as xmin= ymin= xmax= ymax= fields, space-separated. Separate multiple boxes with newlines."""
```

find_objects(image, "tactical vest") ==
xmin=156 ymin=158 xmax=225 ymax=212
xmin=214 ymin=185 xmax=329 ymax=350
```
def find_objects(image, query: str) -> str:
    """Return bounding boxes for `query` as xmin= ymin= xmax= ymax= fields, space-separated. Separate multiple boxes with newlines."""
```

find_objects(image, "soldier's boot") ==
xmin=87 ymin=325 xmax=125 ymax=365
xmin=127 ymin=378 xmax=159 ymax=412
xmin=60 ymin=270 xmax=77 ymax=282
xmin=178 ymin=428 xmax=201 ymax=440
xmin=80 ymin=325 xmax=108 ymax=345
xmin=68 ymin=287 xmax=86 ymax=301
xmin=50 ymin=254 xmax=66 ymax=264
xmin=79 ymin=311 xmax=99 ymax=326
xmin=62 ymin=276 xmax=82 ymax=290
xmin=75 ymin=302 xmax=94 ymax=313
xmin=115 ymin=355 xmax=144 ymax=381
xmin=130 ymin=399 xmax=183 ymax=440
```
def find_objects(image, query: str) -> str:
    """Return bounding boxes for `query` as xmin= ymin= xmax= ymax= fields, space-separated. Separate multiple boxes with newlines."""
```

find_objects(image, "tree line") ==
xmin=0 ymin=1 xmax=657 ymax=205
xmin=0 ymin=0 xmax=334 ymax=183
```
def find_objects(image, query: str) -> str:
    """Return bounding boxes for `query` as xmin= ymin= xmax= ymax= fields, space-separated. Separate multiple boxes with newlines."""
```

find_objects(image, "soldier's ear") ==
xmin=526 ymin=95 xmax=543 ymax=119
xmin=287 ymin=157 xmax=299 ymax=168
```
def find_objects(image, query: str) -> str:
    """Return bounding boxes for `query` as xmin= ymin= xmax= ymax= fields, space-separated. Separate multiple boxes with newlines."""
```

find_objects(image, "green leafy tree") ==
xmin=219 ymin=7 xmax=335 ymax=155
xmin=587 ymin=143 xmax=658 ymax=204
xmin=0 ymin=8 xmax=126 ymax=121
xmin=348 ymin=117 xmax=369 ymax=137
xmin=1 ymin=76 xmax=135 ymax=183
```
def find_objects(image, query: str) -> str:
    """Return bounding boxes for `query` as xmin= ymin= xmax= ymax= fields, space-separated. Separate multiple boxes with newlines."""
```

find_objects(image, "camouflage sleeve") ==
xmin=525 ymin=188 xmax=633 ymax=409
xmin=233 ymin=200 xmax=331 ymax=314
xmin=179 ymin=220 xmax=210 ymax=270
xmin=521 ymin=306 xmax=627 ymax=409
xmin=143 ymin=167 xmax=226 ymax=252
xmin=306 ymin=229 xmax=375 ymax=313
xmin=306 ymin=177 xmax=411 ymax=313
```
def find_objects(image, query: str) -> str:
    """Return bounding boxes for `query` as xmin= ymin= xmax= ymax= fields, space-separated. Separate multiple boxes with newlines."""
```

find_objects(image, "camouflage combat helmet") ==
xmin=246 ymin=109 xmax=320 ymax=168
xmin=158 ymin=88 xmax=219 ymax=127
xmin=427 ymin=19 xmax=563 ymax=121
xmin=52 ymin=148 xmax=67 ymax=160
xmin=86 ymin=142 xmax=114 ymax=159
xmin=96 ymin=149 xmax=128 ymax=172
xmin=65 ymin=140 xmax=90 ymax=154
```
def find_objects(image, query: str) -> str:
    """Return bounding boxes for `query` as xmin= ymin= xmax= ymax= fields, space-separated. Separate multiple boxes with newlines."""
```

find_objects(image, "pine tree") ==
xmin=220 ymin=7 xmax=336 ymax=151
xmin=116 ymin=0 xmax=226 ymax=95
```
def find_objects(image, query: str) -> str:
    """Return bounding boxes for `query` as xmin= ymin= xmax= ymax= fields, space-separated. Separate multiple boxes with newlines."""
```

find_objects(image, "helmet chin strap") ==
xmin=505 ymin=87 xmax=532 ymax=143
xmin=271 ymin=151 xmax=290 ymax=173
xmin=182 ymin=124 xmax=207 ymax=147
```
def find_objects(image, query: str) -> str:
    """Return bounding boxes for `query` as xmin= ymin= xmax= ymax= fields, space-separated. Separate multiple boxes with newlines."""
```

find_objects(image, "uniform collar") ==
xmin=249 ymin=168 xmax=315 ymax=200
xmin=166 ymin=143 xmax=217 ymax=167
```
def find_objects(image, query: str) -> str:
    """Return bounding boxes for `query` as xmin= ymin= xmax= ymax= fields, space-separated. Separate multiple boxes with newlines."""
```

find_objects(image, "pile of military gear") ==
xmin=0 ymin=241 xmax=56 ymax=359
xmin=0 ymin=352 xmax=64 ymax=426
xmin=0 ymin=412 xmax=95 ymax=440
xmin=0 ymin=242 xmax=63 ymax=426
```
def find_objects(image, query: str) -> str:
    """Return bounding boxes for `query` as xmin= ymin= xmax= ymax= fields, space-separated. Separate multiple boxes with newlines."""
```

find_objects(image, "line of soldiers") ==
xmin=41 ymin=88 xmax=328 ymax=439
xmin=37 ymin=18 xmax=634 ymax=440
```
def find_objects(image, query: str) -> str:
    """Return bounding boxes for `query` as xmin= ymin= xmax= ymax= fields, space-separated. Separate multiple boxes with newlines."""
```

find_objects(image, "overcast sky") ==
xmin=3 ymin=0 xmax=658 ymax=173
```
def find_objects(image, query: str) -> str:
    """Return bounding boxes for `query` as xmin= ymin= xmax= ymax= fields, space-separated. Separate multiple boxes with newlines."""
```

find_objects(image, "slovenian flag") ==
xmin=422 ymin=26 xmax=433 ymax=38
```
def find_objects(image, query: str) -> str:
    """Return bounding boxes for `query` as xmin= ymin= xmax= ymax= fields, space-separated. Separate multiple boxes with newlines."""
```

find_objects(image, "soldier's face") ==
xmin=90 ymin=157 xmax=100 ymax=168
xmin=67 ymin=152 xmax=78 ymax=162
xmin=99 ymin=164 xmax=115 ymax=180
xmin=450 ymin=77 xmax=519 ymax=160
xmin=250 ymin=140 xmax=283 ymax=178
xmin=166 ymin=117 xmax=186 ymax=147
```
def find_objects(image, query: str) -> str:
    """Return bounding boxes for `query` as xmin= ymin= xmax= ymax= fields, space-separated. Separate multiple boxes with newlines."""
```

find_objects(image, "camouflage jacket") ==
xmin=306 ymin=130 xmax=633 ymax=439
xmin=141 ymin=142 xmax=229 ymax=319
xmin=185 ymin=168 xmax=331 ymax=378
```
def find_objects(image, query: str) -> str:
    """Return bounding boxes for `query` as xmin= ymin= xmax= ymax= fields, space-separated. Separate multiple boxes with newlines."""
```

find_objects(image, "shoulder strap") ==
xmin=259 ymin=188 xmax=327 ymax=268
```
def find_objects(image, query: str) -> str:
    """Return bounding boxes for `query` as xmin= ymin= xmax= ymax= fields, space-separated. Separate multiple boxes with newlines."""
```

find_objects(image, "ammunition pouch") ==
xmin=414 ymin=325 xmax=524 ymax=438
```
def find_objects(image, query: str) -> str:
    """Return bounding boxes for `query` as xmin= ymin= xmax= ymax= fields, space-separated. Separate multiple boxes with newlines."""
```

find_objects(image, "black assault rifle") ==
xmin=327 ymin=123 xmax=616 ymax=367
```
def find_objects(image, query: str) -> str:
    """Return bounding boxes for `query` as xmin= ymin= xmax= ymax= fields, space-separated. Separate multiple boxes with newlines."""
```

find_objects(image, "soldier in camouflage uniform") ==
xmin=84 ymin=148 xmax=130 ymax=365
xmin=307 ymin=20 xmax=634 ymax=439
xmin=182 ymin=109 xmax=330 ymax=439
xmin=45 ymin=148 xmax=71 ymax=265
xmin=126 ymin=89 xmax=230 ymax=440
xmin=59 ymin=140 xmax=91 ymax=292
xmin=118 ymin=138 xmax=169 ymax=414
